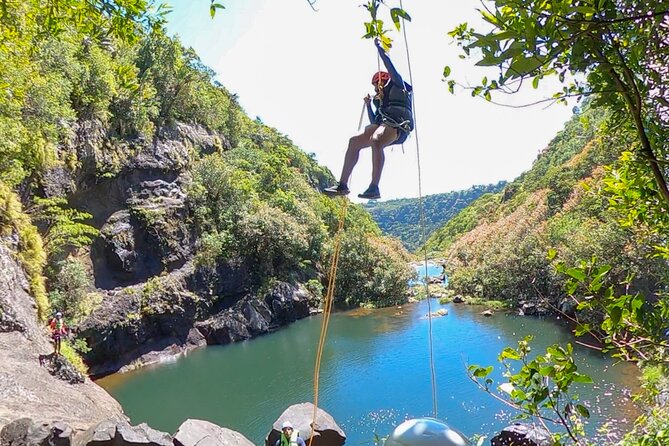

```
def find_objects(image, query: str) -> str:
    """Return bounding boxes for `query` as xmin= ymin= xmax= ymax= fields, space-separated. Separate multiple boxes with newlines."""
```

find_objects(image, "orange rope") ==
xmin=309 ymin=198 xmax=349 ymax=445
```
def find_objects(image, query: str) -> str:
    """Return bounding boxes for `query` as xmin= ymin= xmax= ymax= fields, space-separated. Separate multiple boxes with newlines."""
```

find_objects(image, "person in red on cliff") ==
xmin=48 ymin=312 xmax=68 ymax=355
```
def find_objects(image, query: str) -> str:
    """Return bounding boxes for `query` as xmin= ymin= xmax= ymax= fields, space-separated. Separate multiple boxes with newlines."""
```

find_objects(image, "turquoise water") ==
xmin=99 ymin=302 xmax=638 ymax=445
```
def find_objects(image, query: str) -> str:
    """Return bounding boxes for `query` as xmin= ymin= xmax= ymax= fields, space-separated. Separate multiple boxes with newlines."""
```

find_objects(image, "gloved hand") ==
xmin=363 ymin=94 xmax=372 ymax=104
xmin=374 ymin=37 xmax=383 ymax=51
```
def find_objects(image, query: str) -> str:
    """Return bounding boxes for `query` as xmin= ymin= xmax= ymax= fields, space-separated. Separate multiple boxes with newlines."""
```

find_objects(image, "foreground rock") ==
xmin=426 ymin=309 xmax=448 ymax=318
xmin=0 ymin=244 xmax=124 ymax=430
xmin=174 ymin=419 xmax=253 ymax=446
xmin=265 ymin=403 xmax=345 ymax=446
xmin=0 ymin=418 xmax=72 ymax=446
xmin=1 ymin=417 xmax=256 ymax=446
xmin=73 ymin=419 xmax=173 ymax=446
xmin=490 ymin=423 xmax=551 ymax=446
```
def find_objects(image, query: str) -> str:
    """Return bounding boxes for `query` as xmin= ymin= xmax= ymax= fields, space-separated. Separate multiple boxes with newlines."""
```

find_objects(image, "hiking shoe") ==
xmin=358 ymin=185 xmax=381 ymax=200
xmin=322 ymin=183 xmax=350 ymax=196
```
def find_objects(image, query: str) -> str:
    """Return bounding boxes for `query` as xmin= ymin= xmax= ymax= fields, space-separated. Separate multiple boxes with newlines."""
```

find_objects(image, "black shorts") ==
xmin=374 ymin=106 xmax=414 ymax=145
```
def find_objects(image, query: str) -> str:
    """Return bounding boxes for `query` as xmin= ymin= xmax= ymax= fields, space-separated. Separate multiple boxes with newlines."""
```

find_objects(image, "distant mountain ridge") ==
xmin=363 ymin=182 xmax=507 ymax=250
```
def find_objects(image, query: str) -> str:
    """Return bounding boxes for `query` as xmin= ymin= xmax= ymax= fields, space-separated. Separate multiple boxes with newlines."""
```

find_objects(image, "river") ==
xmin=99 ymin=297 xmax=638 ymax=445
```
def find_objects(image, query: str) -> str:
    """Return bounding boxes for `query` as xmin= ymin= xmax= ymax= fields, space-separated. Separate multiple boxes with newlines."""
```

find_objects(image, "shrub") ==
xmin=47 ymin=258 xmax=92 ymax=321
xmin=0 ymin=182 xmax=49 ymax=320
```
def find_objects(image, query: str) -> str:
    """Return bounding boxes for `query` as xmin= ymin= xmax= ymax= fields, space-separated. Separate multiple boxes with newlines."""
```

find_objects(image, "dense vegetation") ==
xmin=436 ymin=97 xmax=669 ymax=446
xmin=0 ymin=0 xmax=413 ymax=338
xmin=437 ymin=0 xmax=669 ymax=443
xmin=363 ymin=182 xmax=505 ymax=250
xmin=429 ymin=104 xmax=665 ymax=308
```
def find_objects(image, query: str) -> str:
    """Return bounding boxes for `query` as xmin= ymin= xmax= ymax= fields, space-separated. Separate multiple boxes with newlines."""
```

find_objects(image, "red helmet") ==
xmin=371 ymin=71 xmax=390 ymax=86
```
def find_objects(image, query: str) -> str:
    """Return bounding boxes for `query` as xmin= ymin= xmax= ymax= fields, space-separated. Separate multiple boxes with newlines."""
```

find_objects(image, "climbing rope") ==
xmin=309 ymin=3 xmax=438 ymax=438
xmin=358 ymin=101 xmax=367 ymax=131
xmin=309 ymin=198 xmax=349 ymax=446
xmin=398 ymin=0 xmax=439 ymax=418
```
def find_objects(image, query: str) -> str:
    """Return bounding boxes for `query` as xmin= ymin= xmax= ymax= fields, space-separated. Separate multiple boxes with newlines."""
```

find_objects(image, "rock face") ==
xmin=78 ymin=275 xmax=315 ymax=376
xmin=265 ymin=403 xmax=346 ymax=446
xmin=0 ymin=244 xmax=124 ymax=430
xmin=174 ymin=419 xmax=253 ymax=446
xmin=59 ymin=121 xmax=225 ymax=291
xmin=41 ymin=354 xmax=86 ymax=385
xmin=490 ymin=423 xmax=552 ymax=446
xmin=518 ymin=301 xmax=549 ymax=317
xmin=38 ymin=120 xmax=320 ymax=375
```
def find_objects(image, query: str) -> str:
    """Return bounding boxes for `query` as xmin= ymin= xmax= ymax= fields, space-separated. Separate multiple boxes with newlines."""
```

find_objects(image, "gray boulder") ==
xmin=558 ymin=298 xmax=577 ymax=317
xmin=0 ymin=418 xmax=66 ymax=446
xmin=490 ymin=422 xmax=552 ymax=446
xmin=72 ymin=420 xmax=172 ymax=446
xmin=115 ymin=422 xmax=172 ymax=446
xmin=0 ymin=419 xmax=73 ymax=446
xmin=72 ymin=419 xmax=117 ymax=446
xmin=265 ymin=403 xmax=345 ymax=446
xmin=173 ymin=419 xmax=253 ymax=446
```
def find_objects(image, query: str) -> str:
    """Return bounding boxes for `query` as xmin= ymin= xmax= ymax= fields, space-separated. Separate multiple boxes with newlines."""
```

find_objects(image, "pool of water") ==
xmin=99 ymin=301 xmax=638 ymax=445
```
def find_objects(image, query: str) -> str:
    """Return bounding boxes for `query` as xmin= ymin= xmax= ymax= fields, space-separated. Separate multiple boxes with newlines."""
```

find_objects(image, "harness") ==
xmin=50 ymin=318 xmax=66 ymax=336
xmin=380 ymin=80 xmax=412 ymax=109
xmin=375 ymin=81 xmax=413 ymax=133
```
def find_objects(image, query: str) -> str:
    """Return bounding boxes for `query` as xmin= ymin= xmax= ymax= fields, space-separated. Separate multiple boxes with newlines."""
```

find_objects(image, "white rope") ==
xmin=398 ymin=0 xmax=439 ymax=418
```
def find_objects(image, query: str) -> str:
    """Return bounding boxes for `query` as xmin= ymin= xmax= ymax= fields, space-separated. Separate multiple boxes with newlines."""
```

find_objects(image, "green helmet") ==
xmin=384 ymin=418 xmax=471 ymax=446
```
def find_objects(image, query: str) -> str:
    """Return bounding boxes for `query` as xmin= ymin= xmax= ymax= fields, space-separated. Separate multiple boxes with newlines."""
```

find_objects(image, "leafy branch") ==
xmin=361 ymin=0 xmax=411 ymax=51
xmin=547 ymin=250 xmax=669 ymax=365
xmin=445 ymin=0 xmax=669 ymax=204
xmin=467 ymin=336 xmax=593 ymax=445
xmin=27 ymin=197 xmax=99 ymax=258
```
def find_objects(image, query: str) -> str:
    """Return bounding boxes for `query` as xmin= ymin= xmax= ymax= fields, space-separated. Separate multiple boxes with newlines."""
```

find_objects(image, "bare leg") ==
xmin=339 ymin=125 xmax=378 ymax=185
xmin=370 ymin=125 xmax=399 ymax=186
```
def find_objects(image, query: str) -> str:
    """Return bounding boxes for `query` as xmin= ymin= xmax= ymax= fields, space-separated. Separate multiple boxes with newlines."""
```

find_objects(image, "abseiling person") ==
xmin=323 ymin=38 xmax=414 ymax=200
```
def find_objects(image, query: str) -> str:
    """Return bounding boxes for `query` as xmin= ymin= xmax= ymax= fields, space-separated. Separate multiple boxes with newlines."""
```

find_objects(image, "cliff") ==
xmin=0 ymin=243 xmax=124 ymax=430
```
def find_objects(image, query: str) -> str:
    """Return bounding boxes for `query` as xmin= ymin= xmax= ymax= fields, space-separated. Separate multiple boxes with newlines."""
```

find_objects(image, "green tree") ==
xmin=48 ymin=258 xmax=93 ymax=320
xmin=335 ymin=229 xmax=413 ymax=307
xmin=0 ymin=0 xmax=167 ymax=48
xmin=448 ymin=0 xmax=669 ymax=203
xmin=28 ymin=197 xmax=99 ymax=259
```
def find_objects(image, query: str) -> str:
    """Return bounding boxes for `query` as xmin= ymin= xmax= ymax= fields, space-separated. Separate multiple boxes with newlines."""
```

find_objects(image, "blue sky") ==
xmin=165 ymin=0 xmax=575 ymax=201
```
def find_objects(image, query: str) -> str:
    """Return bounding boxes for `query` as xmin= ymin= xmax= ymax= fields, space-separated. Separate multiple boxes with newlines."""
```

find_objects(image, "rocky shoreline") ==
xmin=0 ymin=233 xmax=344 ymax=445
xmin=78 ymin=261 xmax=318 ymax=377
xmin=0 ymin=234 xmax=319 ymax=436
xmin=0 ymin=402 xmax=348 ymax=446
